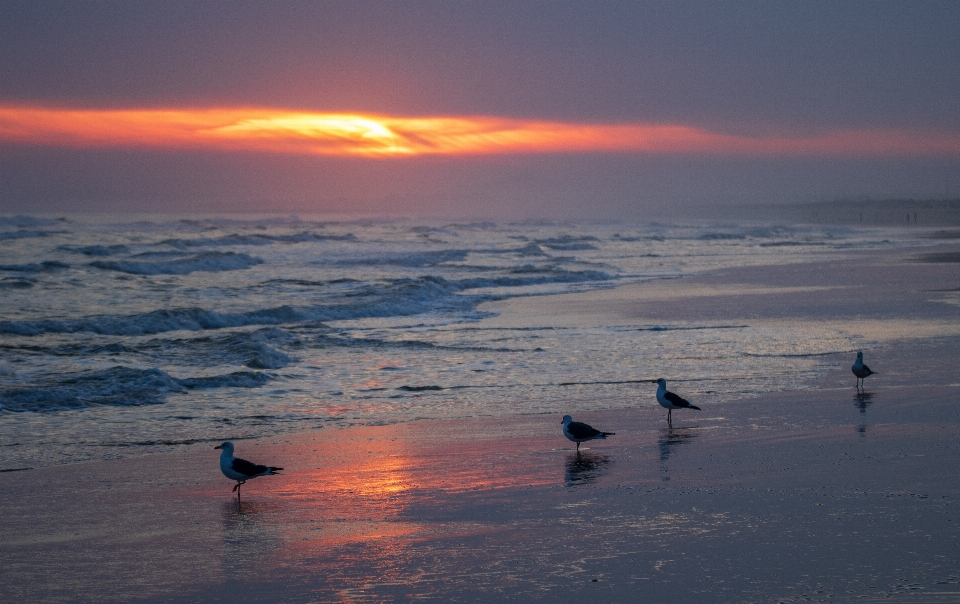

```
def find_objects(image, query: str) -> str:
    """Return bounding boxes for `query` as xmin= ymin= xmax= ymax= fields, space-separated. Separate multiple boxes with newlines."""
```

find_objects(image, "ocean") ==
xmin=0 ymin=214 xmax=937 ymax=468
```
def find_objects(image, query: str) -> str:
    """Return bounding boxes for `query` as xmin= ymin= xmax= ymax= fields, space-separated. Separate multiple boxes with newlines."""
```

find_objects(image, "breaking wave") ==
xmin=159 ymin=232 xmax=357 ymax=248
xmin=1 ymin=269 xmax=612 ymax=337
xmin=90 ymin=251 xmax=263 ymax=275
xmin=0 ymin=230 xmax=59 ymax=241
xmin=58 ymin=244 xmax=131 ymax=256
xmin=0 ymin=261 xmax=70 ymax=273
xmin=0 ymin=366 xmax=274 ymax=412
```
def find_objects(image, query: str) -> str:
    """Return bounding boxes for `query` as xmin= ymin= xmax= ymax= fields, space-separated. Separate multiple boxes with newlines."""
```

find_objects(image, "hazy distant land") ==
xmin=732 ymin=198 xmax=960 ymax=228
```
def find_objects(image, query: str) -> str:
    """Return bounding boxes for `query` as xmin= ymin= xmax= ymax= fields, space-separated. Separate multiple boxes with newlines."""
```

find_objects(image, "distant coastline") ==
xmin=731 ymin=198 xmax=960 ymax=227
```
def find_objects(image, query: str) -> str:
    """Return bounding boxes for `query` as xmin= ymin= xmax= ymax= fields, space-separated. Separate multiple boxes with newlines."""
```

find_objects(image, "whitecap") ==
xmin=0 ymin=215 xmax=64 ymax=228
xmin=90 ymin=251 xmax=263 ymax=275
xmin=177 ymin=371 xmax=273 ymax=389
xmin=0 ymin=230 xmax=57 ymax=241
xmin=0 ymin=261 xmax=69 ymax=273
xmin=0 ymin=277 xmax=35 ymax=288
xmin=0 ymin=366 xmax=274 ymax=412
xmin=58 ymin=244 xmax=130 ymax=256
xmin=244 ymin=343 xmax=294 ymax=369
xmin=159 ymin=231 xmax=356 ymax=248
xmin=0 ymin=367 xmax=186 ymax=412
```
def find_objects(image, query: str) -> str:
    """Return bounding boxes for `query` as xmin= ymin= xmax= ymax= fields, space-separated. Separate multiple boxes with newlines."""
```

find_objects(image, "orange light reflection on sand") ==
xmin=260 ymin=423 xmax=557 ymax=554
xmin=4 ymin=104 xmax=957 ymax=157
xmin=274 ymin=432 xmax=422 ymax=545
xmin=207 ymin=421 xmax=566 ymax=589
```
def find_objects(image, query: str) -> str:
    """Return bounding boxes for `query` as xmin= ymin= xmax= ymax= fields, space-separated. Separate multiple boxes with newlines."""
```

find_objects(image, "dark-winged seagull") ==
xmin=653 ymin=378 xmax=701 ymax=425
xmin=852 ymin=351 xmax=877 ymax=391
xmin=562 ymin=415 xmax=615 ymax=450
xmin=214 ymin=441 xmax=282 ymax=499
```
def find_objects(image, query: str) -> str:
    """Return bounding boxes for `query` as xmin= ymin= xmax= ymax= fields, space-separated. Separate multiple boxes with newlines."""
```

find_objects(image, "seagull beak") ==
xmin=214 ymin=445 xmax=221 ymax=450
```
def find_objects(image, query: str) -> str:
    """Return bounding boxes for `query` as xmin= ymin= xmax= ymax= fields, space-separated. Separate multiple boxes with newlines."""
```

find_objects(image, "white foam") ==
xmin=90 ymin=251 xmax=263 ymax=275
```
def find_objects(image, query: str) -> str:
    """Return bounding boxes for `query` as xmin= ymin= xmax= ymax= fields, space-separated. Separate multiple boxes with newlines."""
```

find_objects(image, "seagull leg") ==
xmin=667 ymin=409 xmax=672 ymax=426
xmin=576 ymin=442 xmax=580 ymax=451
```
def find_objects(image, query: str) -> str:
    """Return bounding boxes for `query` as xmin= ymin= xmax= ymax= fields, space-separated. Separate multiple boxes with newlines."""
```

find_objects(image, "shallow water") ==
xmin=5 ymin=380 xmax=960 ymax=603
xmin=0 ymin=214 xmax=943 ymax=467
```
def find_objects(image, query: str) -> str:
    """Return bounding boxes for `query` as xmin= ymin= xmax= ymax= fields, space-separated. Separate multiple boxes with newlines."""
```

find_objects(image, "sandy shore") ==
xmin=2 ymin=243 xmax=959 ymax=602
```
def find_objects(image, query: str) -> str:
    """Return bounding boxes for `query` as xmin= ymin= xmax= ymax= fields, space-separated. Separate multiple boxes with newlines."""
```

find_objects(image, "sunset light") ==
xmin=2 ymin=105 xmax=958 ymax=158
xmin=6 ymin=4 xmax=960 ymax=602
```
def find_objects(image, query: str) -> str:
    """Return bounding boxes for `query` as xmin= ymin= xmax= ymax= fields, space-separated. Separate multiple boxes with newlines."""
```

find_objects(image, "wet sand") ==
xmin=2 ymin=243 xmax=959 ymax=603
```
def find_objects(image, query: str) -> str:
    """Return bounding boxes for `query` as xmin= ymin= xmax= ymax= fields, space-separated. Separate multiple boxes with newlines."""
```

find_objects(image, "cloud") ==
xmin=3 ymin=105 xmax=958 ymax=159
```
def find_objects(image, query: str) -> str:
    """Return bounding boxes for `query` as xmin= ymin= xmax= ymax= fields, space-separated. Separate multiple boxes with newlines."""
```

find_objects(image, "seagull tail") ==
xmin=689 ymin=405 xmax=701 ymax=411
xmin=602 ymin=432 xmax=615 ymax=437
xmin=266 ymin=466 xmax=283 ymax=474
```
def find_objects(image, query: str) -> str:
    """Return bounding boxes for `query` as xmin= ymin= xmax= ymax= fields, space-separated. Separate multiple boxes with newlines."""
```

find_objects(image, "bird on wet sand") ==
xmin=562 ymin=415 xmax=615 ymax=450
xmin=852 ymin=351 xmax=877 ymax=391
xmin=653 ymin=378 xmax=701 ymax=425
xmin=214 ymin=441 xmax=282 ymax=500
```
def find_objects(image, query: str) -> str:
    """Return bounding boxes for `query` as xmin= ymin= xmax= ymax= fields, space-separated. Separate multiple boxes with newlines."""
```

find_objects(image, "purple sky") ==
xmin=1 ymin=1 xmax=958 ymax=219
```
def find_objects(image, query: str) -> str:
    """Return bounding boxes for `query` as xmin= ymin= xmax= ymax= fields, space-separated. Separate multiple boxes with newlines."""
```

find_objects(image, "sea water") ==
xmin=0 ymin=214 xmax=934 ymax=467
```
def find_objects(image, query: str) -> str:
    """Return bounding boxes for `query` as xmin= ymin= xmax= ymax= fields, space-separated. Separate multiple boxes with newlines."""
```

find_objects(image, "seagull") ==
xmin=852 ymin=351 xmax=877 ymax=391
xmin=562 ymin=415 xmax=615 ymax=450
xmin=653 ymin=378 xmax=701 ymax=425
xmin=214 ymin=441 xmax=282 ymax=499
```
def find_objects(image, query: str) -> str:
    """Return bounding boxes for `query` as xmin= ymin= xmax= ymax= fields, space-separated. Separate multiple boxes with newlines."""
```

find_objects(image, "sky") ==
xmin=1 ymin=1 xmax=959 ymax=220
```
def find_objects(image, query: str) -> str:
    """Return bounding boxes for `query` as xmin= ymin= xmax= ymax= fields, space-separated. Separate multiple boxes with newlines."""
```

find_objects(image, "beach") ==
xmin=2 ymin=239 xmax=959 ymax=602
xmin=4 ymin=0 xmax=960 ymax=600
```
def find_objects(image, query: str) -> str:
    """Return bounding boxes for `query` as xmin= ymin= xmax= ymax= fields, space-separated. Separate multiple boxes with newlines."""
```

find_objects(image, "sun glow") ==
xmin=1 ymin=104 xmax=958 ymax=158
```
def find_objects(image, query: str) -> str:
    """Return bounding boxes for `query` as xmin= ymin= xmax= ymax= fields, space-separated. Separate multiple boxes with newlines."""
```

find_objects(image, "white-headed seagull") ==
xmin=562 ymin=415 xmax=615 ymax=450
xmin=852 ymin=351 xmax=877 ymax=391
xmin=214 ymin=441 xmax=282 ymax=499
xmin=653 ymin=378 xmax=701 ymax=425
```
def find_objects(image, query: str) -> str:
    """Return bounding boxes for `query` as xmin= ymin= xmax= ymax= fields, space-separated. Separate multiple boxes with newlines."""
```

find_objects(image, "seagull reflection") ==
xmin=219 ymin=499 xmax=283 ymax=579
xmin=854 ymin=391 xmax=874 ymax=436
xmin=658 ymin=426 xmax=699 ymax=463
xmin=564 ymin=451 xmax=611 ymax=487
xmin=220 ymin=498 xmax=271 ymax=540
xmin=854 ymin=391 xmax=874 ymax=415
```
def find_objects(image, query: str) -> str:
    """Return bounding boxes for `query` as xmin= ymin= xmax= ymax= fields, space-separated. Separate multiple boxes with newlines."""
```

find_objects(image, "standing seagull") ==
xmin=852 ymin=351 xmax=877 ymax=391
xmin=214 ymin=441 xmax=282 ymax=500
xmin=653 ymin=378 xmax=701 ymax=425
xmin=562 ymin=415 xmax=615 ymax=451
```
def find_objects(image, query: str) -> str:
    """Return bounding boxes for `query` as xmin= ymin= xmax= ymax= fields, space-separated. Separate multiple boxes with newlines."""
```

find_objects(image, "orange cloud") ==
xmin=1 ymin=104 xmax=958 ymax=158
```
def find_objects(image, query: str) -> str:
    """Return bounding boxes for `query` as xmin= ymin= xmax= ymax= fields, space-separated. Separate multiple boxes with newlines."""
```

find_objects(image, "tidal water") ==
xmin=0 ymin=214 xmax=935 ymax=468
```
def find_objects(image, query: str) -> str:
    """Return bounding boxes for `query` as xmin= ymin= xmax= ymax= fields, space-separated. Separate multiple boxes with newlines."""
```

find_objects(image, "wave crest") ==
xmin=0 ymin=366 xmax=274 ymax=412
xmin=90 ymin=251 xmax=263 ymax=275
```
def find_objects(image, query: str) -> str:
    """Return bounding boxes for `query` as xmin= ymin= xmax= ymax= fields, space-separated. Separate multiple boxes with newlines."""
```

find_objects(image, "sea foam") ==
xmin=90 ymin=251 xmax=263 ymax=275
xmin=0 ymin=366 xmax=274 ymax=412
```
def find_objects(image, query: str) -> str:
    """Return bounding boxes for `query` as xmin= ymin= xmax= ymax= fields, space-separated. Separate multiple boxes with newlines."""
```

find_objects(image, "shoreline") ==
xmin=2 ymin=239 xmax=959 ymax=601
xmin=3 ymin=374 xmax=960 ymax=602
xmin=2 ymin=239 xmax=959 ymax=472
